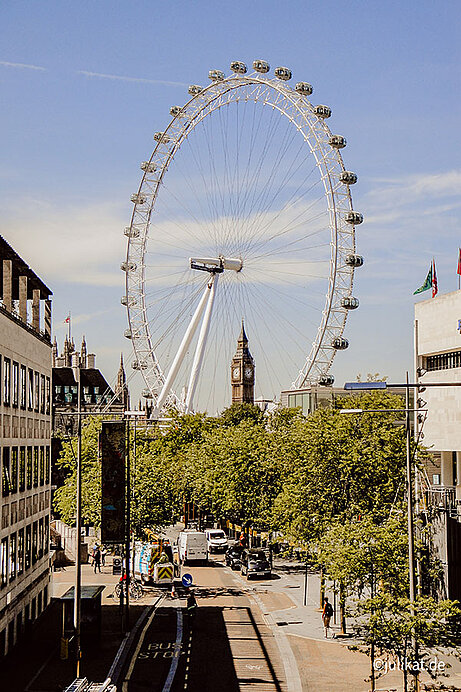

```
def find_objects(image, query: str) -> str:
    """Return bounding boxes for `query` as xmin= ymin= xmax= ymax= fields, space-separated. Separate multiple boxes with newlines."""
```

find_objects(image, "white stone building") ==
xmin=415 ymin=290 xmax=461 ymax=496
xmin=0 ymin=236 xmax=52 ymax=656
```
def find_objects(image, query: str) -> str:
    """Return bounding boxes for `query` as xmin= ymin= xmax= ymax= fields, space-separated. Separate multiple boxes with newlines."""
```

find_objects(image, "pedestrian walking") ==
xmin=101 ymin=545 xmax=107 ymax=567
xmin=186 ymin=590 xmax=197 ymax=616
xmin=322 ymin=597 xmax=333 ymax=638
xmin=93 ymin=546 xmax=102 ymax=573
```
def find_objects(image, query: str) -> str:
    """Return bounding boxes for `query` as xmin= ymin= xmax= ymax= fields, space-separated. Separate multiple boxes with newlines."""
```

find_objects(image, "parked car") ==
xmin=205 ymin=529 xmax=228 ymax=553
xmin=240 ymin=549 xmax=271 ymax=580
xmin=225 ymin=544 xmax=243 ymax=570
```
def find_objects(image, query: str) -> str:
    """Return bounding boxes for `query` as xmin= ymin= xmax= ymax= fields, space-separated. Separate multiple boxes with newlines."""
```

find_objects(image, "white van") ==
xmin=205 ymin=529 xmax=228 ymax=553
xmin=178 ymin=530 xmax=208 ymax=565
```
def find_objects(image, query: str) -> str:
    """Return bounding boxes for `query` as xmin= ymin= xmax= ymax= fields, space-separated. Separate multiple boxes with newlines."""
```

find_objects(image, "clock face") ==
xmin=232 ymin=366 xmax=240 ymax=379
xmin=244 ymin=366 xmax=253 ymax=380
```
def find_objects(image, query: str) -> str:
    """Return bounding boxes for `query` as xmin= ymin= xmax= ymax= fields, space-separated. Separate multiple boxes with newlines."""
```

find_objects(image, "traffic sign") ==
xmin=182 ymin=573 xmax=193 ymax=587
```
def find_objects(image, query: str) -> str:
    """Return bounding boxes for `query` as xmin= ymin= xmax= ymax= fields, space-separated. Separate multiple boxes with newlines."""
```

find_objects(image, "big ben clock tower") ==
xmin=231 ymin=321 xmax=255 ymax=404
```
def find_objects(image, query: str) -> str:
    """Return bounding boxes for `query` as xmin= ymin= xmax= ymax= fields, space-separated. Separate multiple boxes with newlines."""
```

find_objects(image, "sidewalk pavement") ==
xmin=2 ymin=556 xmax=151 ymax=692
xmin=249 ymin=558 xmax=461 ymax=692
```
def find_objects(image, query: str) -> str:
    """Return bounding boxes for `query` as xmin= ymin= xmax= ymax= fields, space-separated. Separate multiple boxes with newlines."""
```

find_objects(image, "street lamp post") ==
xmin=72 ymin=362 xmax=82 ymax=677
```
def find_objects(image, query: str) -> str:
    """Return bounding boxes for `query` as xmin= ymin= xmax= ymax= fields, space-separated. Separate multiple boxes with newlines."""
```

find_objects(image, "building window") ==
xmin=17 ymin=529 xmax=24 ymax=576
xmin=32 ymin=522 xmax=38 ymax=564
xmin=426 ymin=350 xmax=461 ymax=372
xmin=10 ymin=447 xmax=18 ymax=495
xmin=19 ymin=448 xmax=25 ymax=492
xmin=12 ymin=362 xmax=19 ymax=408
xmin=33 ymin=448 xmax=38 ymax=488
xmin=3 ymin=357 xmax=11 ymax=406
xmin=25 ymin=525 xmax=31 ymax=570
xmin=1 ymin=538 xmax=8 ymax=587
xmin=9 ymin=533 xmax=16 ymax=581
xmin=39 ymin=448 xmax=44 ymax=486
xmin=28 ymin=369 xmax=34 ymax=410
xmin=45 ymin=377 xmax=50 ymax=415
xmin=34 ymin=372 xmax=39 ymax=412
xmin=38 ymin=518 xmax=44 ymax=559
xmin=26 ymin=448 xmax=32 ymax=490
xmin=2 ymin=448 xmax=10 ymax=497
xmin=20 ymin=365 xmax=26 ymax=410
xmin=40 ymin=374 xmax=45 ymax=414
xmin=44 ymin=515 xmax=49 ymax=552
xmin=45 ymin=447 xmax=50 ymax=485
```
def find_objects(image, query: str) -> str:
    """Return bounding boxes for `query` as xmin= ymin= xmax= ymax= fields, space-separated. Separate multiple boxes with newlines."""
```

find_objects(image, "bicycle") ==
xmin=114 ymin=576 xmax=144 ymax=601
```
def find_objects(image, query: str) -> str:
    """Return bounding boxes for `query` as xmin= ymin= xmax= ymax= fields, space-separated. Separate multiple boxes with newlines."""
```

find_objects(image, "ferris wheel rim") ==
xmin=124 ymin=67 xmax=360 ymax=409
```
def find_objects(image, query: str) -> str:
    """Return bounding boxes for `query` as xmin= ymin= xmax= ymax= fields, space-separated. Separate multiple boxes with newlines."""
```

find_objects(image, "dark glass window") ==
xmin=33 ymin=448 xmax=38 ymax=488
xmin=40 ymin=374 xmax=45 ymax=414
xmin=17 ymin=528 xmax=24 ymax=575
xmin=2 ymin=448 xmax=10 ymax=497
xmin=34 ymin=372 xmax=39 ymax=412
xmin=9 ymin=533 xmax=16 ymax=581
xmin=38 ymin=519 xmax=44 ymax=560
xmin=26 ymin=448 xmax=32 ymax=490
xmin=28 ymin=369 xmax=34 ymax=410
xmin=10 ymin=447 xmax=18 ymax=494
xmin=45 ymin=447 xmax=50 ymax=485
xmin=12 ymin=362 xmax=19 ymax=408
xmin=3 ymin=357 xmax=10 ymax=406
xmin=25 ymin=525 xmax=31 ymax=570
xmin=32 ymin=522 xmax=38 ymax=564
xmin=426 ymin=350 xmax=461 ymax=371
xmin=19 ymin=448 xmax=25 ymax=492
xmin=45 ymin=377 xmax=50 ymax=415
xmin=1 ymin=538 xmax=8 ymax=587
xmin=20 ymin=365 xmax=26 ymax=409
xmin=39 ymin=448 xmax=44 ymax=486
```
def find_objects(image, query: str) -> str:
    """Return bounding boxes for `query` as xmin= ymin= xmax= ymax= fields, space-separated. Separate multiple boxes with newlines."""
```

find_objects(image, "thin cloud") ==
xmin=77 ymin=70 xmax=187 ymax=87
xmin=0 ymin=60 xmax=46 ymax=71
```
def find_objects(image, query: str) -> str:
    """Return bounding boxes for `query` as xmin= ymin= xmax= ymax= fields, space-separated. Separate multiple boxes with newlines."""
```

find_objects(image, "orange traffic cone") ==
xmin=171 ymin=584 xmax=176 ymax=598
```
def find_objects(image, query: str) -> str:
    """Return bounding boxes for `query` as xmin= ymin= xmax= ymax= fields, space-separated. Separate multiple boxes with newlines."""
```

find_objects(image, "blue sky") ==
xmin=1 ymin=1 xmax=460 ymax=408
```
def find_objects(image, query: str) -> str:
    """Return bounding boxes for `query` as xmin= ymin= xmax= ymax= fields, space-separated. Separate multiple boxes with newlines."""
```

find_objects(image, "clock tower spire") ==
xmin=231 ymin=320 xmax=255 ymax=404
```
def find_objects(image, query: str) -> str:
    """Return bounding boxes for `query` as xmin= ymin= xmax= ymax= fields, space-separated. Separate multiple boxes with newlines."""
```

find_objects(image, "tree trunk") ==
xmin=320 ymin=566 xmax=325 ymax=608
xmin=339 ymin=582 xmax=347 ymax=635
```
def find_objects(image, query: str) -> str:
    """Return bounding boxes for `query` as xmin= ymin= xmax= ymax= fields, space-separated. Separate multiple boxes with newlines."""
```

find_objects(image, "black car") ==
xmin=240 ymin=549 xmax=271 ymax=580
xmin=225 ymin=544 xmax=243 ymax=570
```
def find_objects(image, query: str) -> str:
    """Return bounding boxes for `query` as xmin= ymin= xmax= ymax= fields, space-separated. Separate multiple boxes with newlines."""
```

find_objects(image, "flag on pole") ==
xmin=64 ymin=316 xmax=70 ymax=324
xmin=413 ymin=265 xmax=432 ymax=295
xmin=432 ymin=258 xmax=438 ymax=298
xmin=457 ymin=249 xmax=461 ymax=276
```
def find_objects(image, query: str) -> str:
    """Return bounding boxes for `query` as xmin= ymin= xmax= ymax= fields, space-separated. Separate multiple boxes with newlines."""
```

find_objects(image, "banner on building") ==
xmin=100 ymin=421 xmax=126 ymax=543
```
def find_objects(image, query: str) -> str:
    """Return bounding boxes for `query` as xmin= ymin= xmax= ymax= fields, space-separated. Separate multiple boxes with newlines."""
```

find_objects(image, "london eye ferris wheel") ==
xmin=122 ymin=60 xmax=364 ymax=416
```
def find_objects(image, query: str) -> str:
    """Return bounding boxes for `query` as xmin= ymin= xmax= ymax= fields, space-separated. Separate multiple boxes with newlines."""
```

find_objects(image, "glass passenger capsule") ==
xmin=274 ymin=66 xmax=292 ymax=81
xmin=332 ymin=337 xmax=349 ymax=350
xmin=253 ymin=59 xmax=270 ymax=73
xmin=169 ymin=106 xmax=185 ymax=117
xmin=314 ymin=104 xmax=331 ymax=118
xmin=339 ymin=171 xmax=357 ymax=185
xmin=124 ymin=329 xmax=132 ymax=339
xmin=340 ymin=297 xmax=360 ymax=310
xmin=124 ymin=226 xmax=140 ymax=238
xmin=142 ymin=388 xmax=154 ymax=399
xmin=121 ymin=296 xmax=137 ymax=307
xmin=230 ymin=61 xmax=247 ymax=74
xmin=131 ymin=360 xmax=148 ymax=370
xmin=154 ymin=132 xmax=170 ymax=143
xmin=120 ymin=261 xmax=137 ymax=272
xmin=130 ymin=193 xmax=146 ymax=204
xmin=141 ymin=161 xmax=156 ymax=173
xmin=188 ymin=84 xmax=203 ymax=96
xmin=345 ymin=254 xmax=364 ymax=267
xmin=209 ymin=69 xmax=225 ymax=81
xmin=345 ymin=211 xmax=364 ymax=225
xmin=295 ymin=82 xmax=313 ymax=96
xmin=329 ymin=135 xmax=347 ymax=149
xmin=319 ymin=374 xmax=335 ymax=386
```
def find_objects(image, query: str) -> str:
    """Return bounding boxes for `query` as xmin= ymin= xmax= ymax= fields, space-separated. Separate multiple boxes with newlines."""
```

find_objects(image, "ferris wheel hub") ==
xmin=189 ymin=255 xmax=243 ymax=273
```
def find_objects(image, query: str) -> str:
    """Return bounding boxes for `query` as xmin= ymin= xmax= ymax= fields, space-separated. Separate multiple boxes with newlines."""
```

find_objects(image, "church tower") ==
xmin=115 ymin=353 xmax=130 ymax=410
xmin=231 ymin=321 xmax=255 ymax=404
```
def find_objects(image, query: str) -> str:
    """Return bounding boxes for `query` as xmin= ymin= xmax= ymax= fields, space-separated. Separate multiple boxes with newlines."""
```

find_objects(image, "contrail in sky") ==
xmin=0 ymin=60 xmax=46 ymax=71
xmin=77 ymin=70 xmax=187 ymax=87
